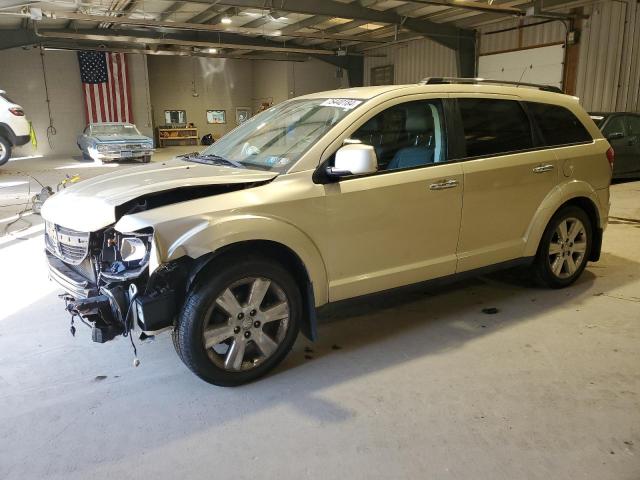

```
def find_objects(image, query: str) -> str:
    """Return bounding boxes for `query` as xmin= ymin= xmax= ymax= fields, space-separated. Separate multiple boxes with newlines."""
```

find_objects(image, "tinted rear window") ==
xmin=458 ymin=98 xmax=533 ymax=157
xmin=526 ymin=102 xmax=592 ymax=146
xmin=0 ymin=93 xmax=16 ymax=104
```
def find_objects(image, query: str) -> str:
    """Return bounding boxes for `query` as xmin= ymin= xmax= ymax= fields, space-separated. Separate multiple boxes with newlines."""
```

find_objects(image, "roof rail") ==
xmin=419 ymin=77 xmax=563 ymax=94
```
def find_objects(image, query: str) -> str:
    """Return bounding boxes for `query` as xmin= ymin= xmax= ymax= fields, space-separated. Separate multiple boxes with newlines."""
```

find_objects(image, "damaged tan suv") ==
xmin=42 ymin=78 xmax=612 ymax=386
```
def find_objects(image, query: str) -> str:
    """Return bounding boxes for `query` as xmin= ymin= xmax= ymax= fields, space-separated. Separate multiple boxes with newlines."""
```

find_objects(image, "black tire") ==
xmin=533 ymin=205 xmax=592 ymax=288
xmin=174 ymin=255 xmax=302 ymax=386
xmin=0 ymin=136 xmax=12 ymax=166
xmin=142 ymin=155 xmax=151 ymax=163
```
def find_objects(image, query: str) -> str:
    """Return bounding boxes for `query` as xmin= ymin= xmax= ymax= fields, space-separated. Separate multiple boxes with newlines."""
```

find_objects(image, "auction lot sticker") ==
xmin=321 ymin=99 xmax=363 ymax=110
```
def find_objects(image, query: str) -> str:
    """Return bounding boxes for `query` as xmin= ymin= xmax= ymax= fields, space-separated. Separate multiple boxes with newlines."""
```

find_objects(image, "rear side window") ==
xmin=458 ymin=98 xmax=533 ymax=157
xmin=602 ymin=116 xmax=626 ymax=137
xmin=526 ymin=102 xmax=592 ymax=146
xmin=626 ymin=116 xmax=640 ymax=136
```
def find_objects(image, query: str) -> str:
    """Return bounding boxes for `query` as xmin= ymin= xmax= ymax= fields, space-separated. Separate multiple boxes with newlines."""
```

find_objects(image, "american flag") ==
xmin=77 ymin=51 xmax=133 ymax=124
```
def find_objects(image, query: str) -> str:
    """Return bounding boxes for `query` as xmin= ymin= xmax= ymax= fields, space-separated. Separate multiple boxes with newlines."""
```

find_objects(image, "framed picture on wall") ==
xmin=206 ymin=110 xmax=226 ymax=124
xmin=164 ymin=110 xmax=186 ymax=125
xmin=236 ymin=107 xmax=251 ymax=125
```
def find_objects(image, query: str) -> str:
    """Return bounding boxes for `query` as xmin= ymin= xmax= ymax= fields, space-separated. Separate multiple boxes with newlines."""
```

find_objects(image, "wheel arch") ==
xmin=149 ymin=214 xmax=329 ymax=341
xmin=0 ymin=123 xmax=16 ymax=144
xmin=525 ymin=188 xmax=603 ymax=261
xmin=188 ymin=239 xmax=319 ymax=341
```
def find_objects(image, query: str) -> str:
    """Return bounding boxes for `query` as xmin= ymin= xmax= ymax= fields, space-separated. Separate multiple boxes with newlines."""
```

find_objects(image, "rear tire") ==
xmin=142 ymin=155 xmax=151 ymax=163
xmin=533 ymin=206 xmax=592 ymax=288
xmin=174 ymin=256 xmax=301 ymax=386
xmin=0 ymin=136 xmax=12 ymax=166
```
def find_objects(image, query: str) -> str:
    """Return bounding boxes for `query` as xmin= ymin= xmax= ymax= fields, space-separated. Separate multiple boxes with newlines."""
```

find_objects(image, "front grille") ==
xmin=59 ymin=243 xmax=87 ymax=263
xmin=45 ymin=222 xmax=90 ymax=265
xmin=107 ymin=143 xmax=147 ymax=151
xmin=67 ymin=257 xmax=97 ymax=284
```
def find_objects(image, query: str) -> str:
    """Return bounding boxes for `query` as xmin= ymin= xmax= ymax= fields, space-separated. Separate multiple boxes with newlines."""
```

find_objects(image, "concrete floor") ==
xmin=1 ymin=152 xmax=639 ymax=480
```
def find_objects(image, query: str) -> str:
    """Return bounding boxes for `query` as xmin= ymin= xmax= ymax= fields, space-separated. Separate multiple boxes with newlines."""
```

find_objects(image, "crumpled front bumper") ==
xmin=47 ymin=250 xmax=185 ymax=342
xmin=46 ymin=251 xmax=98 ymax=298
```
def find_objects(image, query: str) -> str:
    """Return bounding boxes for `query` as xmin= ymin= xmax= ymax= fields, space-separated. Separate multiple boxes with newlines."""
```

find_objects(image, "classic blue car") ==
xmin=77 ymin=122 xmax=154 ymax=163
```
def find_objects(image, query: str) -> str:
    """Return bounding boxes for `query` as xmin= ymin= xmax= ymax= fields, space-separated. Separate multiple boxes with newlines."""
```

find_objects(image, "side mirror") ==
xmin=326 ymin=144 xmax=377 ymax=178
xmin=607 ymin=132 xmax=624 ymax=140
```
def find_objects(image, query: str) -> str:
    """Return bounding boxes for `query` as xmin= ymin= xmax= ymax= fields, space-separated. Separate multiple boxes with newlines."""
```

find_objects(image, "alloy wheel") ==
xmin=202 ymin=277 xmax=290 ymax=371
xmin=548 ymin=217 xmax=587 ymax=279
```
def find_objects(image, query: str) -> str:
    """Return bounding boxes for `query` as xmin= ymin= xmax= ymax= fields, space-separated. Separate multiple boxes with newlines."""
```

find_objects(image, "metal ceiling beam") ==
xmin=184 ymin=2 xmax=222 ymax=24
xmin=419 ymin=0 xmax=528 ymax=23
xmin=0 ymin=1 xmax=37 ymax=10
xmin=158 ymin=2 xmax=183 ymax=21
xmin=39 ymin=12 xmax=387 ymax=43
xmin=188 ymin=0 xmax=475 ymax=50
xmin=36 ymin=29 xmax=343 ymax=55
xmin=453 ymin=0 xmax=582 ymax=28
xmin=41 ymin=42 xmax=309 ymax=61
xmin=205 ymin=8 xmax=235 ymax=25
xmin=279 ymin=15 xmax=331 ymax=35
xmin=398 ymin=0 xmax=525 ymax=15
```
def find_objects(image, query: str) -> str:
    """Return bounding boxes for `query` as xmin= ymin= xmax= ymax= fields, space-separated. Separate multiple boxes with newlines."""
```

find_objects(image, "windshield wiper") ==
xmin=179 ymin=153 xmax=245 ymax=169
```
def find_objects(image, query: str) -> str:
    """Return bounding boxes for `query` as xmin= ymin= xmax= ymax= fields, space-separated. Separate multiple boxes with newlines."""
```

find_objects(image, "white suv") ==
xmin=0 ymin=90 xmax=30 ymax=166
xmin=42 ymin=79 xmax=612 ymax=386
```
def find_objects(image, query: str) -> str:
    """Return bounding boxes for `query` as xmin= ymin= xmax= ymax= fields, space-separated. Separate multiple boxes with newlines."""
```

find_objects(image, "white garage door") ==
xmin=478 ymin=44 xmax=564 ymax=90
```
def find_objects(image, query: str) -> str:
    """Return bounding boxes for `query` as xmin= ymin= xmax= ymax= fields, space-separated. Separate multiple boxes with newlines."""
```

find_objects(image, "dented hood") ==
xmin=41 ymin=158 xmax=278 ymax=232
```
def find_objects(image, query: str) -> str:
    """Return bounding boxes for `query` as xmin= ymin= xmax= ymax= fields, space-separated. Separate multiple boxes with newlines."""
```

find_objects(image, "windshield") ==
xmin=90 ymin=124 xmax=141 ymax=135
xmin=197 ymin=98 xmax=364 ymax=172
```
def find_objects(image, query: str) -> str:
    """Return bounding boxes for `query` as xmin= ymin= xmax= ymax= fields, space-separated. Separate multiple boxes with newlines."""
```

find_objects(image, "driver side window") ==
xmin=349 ymin=99 xmax=447 ymax=171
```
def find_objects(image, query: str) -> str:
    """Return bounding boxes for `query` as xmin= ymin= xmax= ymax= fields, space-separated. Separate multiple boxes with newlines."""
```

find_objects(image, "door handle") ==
xmin=429 ymin=179 xmax=459 ymax=190
xmin=533 ymin=164 xmax=554 ymax=173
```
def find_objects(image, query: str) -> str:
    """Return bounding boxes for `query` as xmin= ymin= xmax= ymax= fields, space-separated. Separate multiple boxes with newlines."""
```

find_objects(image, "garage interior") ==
xmin=0 ymin=0 xmax=639 ymax=479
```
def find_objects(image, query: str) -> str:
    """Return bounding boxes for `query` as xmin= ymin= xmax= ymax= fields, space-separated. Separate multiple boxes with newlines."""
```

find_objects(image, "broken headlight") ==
xmin=121 ymin=237 xmax=147 ymax=262
xmin=101 ymin=229 xmax=153 ymax=279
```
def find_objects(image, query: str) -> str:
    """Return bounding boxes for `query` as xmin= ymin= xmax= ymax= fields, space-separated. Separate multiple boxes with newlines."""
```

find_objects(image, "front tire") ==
xmin=174 ymin=256 xmax=301 ymax=386
xmin=533 ymin=206 xmax=592 ymax=288
xmin=0 ymin=136 xmax=12 ymax=166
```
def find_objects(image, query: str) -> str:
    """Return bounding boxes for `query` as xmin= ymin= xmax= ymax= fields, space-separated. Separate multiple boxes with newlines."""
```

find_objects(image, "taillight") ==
xmin=8 ymin=107 xmax=24 ymax=116
xmin=606 ymin=147 xmax=615 ymax=170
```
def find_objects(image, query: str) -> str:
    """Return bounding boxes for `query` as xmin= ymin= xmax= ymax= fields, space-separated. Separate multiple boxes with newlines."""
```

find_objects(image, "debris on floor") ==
xmin=482 ymin=307 xmax=500 ymax=314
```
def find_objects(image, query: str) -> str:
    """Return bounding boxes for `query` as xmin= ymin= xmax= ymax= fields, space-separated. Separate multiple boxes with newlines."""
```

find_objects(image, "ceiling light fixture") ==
xmin=221 ymin=16 xmax=232 ymax=24
xmin=206 ymin=47 xmax=218 ymax=54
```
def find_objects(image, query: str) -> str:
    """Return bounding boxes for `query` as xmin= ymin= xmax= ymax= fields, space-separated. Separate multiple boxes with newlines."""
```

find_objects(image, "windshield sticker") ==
xmin=320 ymin=98 xmax=363 ymax=111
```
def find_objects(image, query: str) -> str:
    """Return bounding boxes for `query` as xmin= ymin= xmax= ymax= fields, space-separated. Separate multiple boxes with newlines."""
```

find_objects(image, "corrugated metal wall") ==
xmin=363 ymin=36 xmax=458 ymax=85
xmin=576 ymin=1 xmax=640 ymax=112
xmin=478 ymin=17 xmax=566 ymax=55
xmin=363 ymin=1 xmax=639 ymax=112
xmin=476 ymin=1 xmax=639 ymax=112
